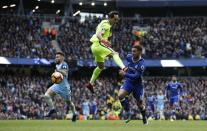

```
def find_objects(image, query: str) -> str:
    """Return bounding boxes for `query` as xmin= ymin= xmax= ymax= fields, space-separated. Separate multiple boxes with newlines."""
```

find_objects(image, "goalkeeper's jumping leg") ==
xmin=86 ymin=46 xmax=126 ymax=93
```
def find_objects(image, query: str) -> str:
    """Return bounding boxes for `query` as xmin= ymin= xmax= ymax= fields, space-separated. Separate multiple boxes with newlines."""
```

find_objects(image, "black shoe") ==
xmin=45 ymin=109 xmax=56 ymax=117
xmin=143 ymin=116 xmax=148 ymax=125
xmin=86 ymin=83 xmax=95 ymax=94
xmin=72 ymin=113 xmax=77 ymax=122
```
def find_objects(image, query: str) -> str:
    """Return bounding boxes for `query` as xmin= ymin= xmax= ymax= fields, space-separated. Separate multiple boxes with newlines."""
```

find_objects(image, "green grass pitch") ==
xmin=0 ymin=120 xmax=206 ymax=131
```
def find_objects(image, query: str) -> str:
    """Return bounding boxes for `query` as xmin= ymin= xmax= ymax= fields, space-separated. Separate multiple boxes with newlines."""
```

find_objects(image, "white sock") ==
xmin=67 ymin=101 xmax=76 ymax=115
xmin=44 ymin=93 xmax=55 ymax=110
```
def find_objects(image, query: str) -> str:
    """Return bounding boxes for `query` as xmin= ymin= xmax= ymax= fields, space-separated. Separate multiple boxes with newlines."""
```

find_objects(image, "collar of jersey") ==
xmin=132 ymin=56 xmax=142 ymax=63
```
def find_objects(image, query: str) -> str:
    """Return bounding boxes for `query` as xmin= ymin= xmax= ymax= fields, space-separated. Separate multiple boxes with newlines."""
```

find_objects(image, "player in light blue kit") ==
xmin=44 ymin=52 xmax=77 ymax=122
xmin=82 ymin=99 xmax=90 ymax=120
xmin=165 ymin=76 xmax=182 ymax=121
xmin=156 ymin=91 xmax=165 ymax=119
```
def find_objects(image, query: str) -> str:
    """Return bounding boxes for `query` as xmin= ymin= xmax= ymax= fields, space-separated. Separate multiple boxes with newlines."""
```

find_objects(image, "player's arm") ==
xmin=96 ymin=23 xmax=111 ymax=47
xmin=124 ymin=62 xmax=145 ymax=79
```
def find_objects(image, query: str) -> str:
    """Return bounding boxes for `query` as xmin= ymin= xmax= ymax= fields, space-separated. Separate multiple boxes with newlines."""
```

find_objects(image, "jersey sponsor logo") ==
xmin=128 ymin=67 xmax=137 ymax=72
xmin=171 ymin=84 xmax=178 ymax=89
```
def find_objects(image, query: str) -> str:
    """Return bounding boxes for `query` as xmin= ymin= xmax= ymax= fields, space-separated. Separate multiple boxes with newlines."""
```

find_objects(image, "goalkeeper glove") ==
xmin=101 ymin=39 xmax=111 ymax=48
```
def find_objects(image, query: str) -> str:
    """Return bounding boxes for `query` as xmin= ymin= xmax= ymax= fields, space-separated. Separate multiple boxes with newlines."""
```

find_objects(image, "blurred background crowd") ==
xmin=0 ymin=15 xmax=207 ymax=60
xmin=0 ymin=70 xmax=206 ymax=120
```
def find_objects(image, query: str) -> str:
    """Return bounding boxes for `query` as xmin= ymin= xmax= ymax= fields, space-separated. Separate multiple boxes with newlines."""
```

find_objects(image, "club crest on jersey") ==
xmin=140 ymin=65 xmax=145 ymax=71
xmin=62 ymin=65 xmax=67 ymax=69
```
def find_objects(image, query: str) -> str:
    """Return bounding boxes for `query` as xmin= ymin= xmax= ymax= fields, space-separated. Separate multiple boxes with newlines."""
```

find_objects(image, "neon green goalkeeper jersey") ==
xmin=90 ymin=20 xmax=112 ymax=43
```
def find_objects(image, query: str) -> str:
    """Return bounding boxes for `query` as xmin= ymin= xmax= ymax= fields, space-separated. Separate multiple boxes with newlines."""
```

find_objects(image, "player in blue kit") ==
xmin=165 ymin=76 xmax=182 ymax=121
xmin=44 ymin=52 xmax=77 ymax=122
xmin=147 ymin=93 xmax=156 ymax=118
xmin=118 ymin=45 xmax=148 ymax=125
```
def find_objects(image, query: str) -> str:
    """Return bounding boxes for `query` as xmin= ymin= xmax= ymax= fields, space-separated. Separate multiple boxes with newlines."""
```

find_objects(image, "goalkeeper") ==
xmin=86 ymin=11 xmax=126 ymax=93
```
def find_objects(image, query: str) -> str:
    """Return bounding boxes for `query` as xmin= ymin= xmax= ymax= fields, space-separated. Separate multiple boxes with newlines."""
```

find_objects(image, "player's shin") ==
xmin=171 ymin=109 xmax=176 ymax=120
xmin=70 ymin=102 xmax=77 ymax=115
xmin=66 ymin=101 xmax=77 ymax=122
xmin=112 ymin=53 xmax=125 ymax=69
xmin=139 ymin=105 xmax=148 ymax=125
xmin=120 ymin=97 xmax=130 ymax=112
xmin=44 ymin=93 xmax=55 ymax=110
xmin=139 ymin=105 xmax=146 ymax=118
xmin=119 ymin=97 xmax=131 ymax=121
xmin=90 ymin=66 xmax=103 ymax=84
xmin=159 ymin=111 xmax=163 ymax=119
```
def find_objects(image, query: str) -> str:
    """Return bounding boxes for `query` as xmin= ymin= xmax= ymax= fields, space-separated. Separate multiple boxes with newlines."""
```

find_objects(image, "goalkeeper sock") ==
xmin=44 ymin=93 xmax=55 ymax=110
xmin=90 ymin=66 xmax=103 ymax=84
xmin=112 ymin=53 xmax=125 ymax=69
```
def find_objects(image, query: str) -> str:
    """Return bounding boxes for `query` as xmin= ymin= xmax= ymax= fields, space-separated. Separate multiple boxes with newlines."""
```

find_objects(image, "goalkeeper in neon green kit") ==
xmin=86 ymin=11 xmax=127 ymax=93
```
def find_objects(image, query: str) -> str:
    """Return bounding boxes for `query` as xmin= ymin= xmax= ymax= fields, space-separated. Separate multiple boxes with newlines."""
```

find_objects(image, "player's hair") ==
xmin=133 ymin=45 xmax=143 ymax=52
xmin=56 ymin=51 xmax=65 ymax=56
xmin=108 ymin=11 xmax=119 ymax=18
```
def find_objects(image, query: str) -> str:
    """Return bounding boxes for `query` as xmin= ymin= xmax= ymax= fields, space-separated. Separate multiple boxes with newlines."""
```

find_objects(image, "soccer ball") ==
xmin=51 ymin=72 xmax=63 ymax=84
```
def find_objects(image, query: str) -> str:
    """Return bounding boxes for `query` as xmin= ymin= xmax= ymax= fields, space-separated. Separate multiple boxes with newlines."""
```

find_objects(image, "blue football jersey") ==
xmin=147 ymin=96 xmax=155 ymax=105
xmin=124 ymin=54 xmax=145 ymax=84
xmin=165 ymin=81 xmax=182 ymax=98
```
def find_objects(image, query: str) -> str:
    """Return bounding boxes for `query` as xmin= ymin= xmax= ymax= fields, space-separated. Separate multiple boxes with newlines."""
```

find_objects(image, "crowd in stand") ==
xmin=58 ymin=16 xmax=207 ymax=59
xmin=0 ymin=15 xmax=55 ymax=58
xmin=0 ymin=72 xmax=206 ymax=120
xmin=0 ymin=15 xmax=207 ymax=59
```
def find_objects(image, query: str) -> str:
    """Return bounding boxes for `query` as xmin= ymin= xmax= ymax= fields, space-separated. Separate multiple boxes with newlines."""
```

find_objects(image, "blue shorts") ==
xmin=50 ymin=82 xmax=71 ymax=101
xmin=170 ymin=96 xmax=179 ymax=106
xmin=121 ymin=81 xmax=144 ymax=101
xmin=147 ymin=103 xmax=155 ymax=111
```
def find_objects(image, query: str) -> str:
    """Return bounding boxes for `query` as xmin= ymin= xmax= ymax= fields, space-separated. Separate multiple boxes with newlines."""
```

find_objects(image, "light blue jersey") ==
xmin=50 ymin=61 xmax=71 ymax=101
xmin=82 ymin=101 xmax=90 ymax=116
xmin=157 ymin=95 xmax=164 ymax=111
xmin=157 ymin=95 xmax=164 ymax=106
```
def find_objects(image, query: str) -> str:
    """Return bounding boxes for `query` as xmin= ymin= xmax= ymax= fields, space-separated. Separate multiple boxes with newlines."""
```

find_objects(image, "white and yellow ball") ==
xmin=51 ymin=72 xmax=63 ymax=84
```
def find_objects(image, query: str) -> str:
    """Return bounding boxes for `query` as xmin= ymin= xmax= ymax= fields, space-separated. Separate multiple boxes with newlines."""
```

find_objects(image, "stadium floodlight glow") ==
xmin=35 ymin=6 xmax=39 ymax=9
xmin=10 ymin=4 xmax=16 ymax=7
xmin=73 ymin=10 xmax=80 ymax=16
xmin=32 ymin=9 xmax=35 ymax=13
xmin=91 ymin=2 xmax=95 ymax=6
xmin=79 ymin=2 xmax=83 ymax=6
xmin=56 ymin=10 xmax=60 ymax=14
xmin=2 ymin=6 xmax=8 ymax=9
xmin=51 ymin=0 xmax=55 ymax=4
xmin=104 ymin=2 xmax=107 ymax=6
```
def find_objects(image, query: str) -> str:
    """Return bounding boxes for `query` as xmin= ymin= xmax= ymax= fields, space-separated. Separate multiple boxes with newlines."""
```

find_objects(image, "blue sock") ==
xmin=139 ymin=106 xmax=146 ymax=119
xmin=120 ymin=97 xmax=130 ymax=112
xmin=171 ymin=110 xmax=175 ymax=116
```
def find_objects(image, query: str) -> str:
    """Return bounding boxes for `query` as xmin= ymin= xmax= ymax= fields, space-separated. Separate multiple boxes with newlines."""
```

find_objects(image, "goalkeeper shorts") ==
xmin=91 ymin=41 xmax=114 ymax=62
